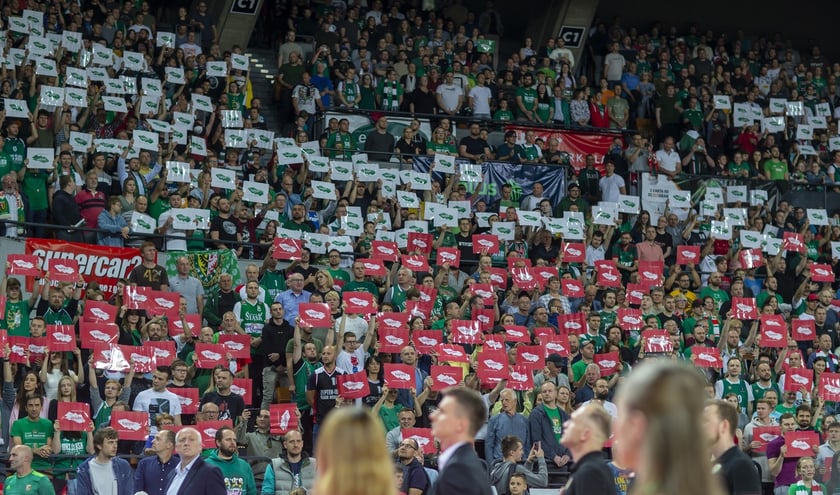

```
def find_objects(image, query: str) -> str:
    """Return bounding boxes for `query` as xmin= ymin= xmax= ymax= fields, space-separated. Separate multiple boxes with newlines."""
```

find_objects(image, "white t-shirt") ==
xmin=599 ymin=174 xmax=625 ymax=203
xmin=604 ymin=52 xmax=625 ymax=80
xmin=655 ymin=149 xmax=681 ymax=174
xmin=469 ymin=85 xmax=492 ymax=115
xmin=336 ymin=346 xmax=367 ymax=374
xmin=157 ymin=210 xmax=188 ymax=252
xmin=436 ymin=83 xmax=462 ymax=112
xmin=133 ymin=388 xmax=183 ymax=434
xmin=334 ymin=315 xmax=369 ymax=340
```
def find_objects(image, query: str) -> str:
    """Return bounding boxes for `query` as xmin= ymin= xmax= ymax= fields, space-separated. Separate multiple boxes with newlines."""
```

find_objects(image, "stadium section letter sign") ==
xmin=25 ymin=238 xmax=141 ymax=297
xmin=504 ymin=125 xmax=618 ymax=172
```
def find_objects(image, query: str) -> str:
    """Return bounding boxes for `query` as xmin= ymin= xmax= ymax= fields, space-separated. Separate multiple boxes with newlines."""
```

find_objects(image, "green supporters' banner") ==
xmin=163 ymin=249 xmax=241 ymax=294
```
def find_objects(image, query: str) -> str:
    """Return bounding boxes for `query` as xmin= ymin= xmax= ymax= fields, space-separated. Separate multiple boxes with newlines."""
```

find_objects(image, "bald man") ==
xmin=164 ymin=428 xmax=226 ymax=495
xmin=559 ymin=403 xmax=614 ymax=495
xmin=5 ymin=445 xmax=55 ymax=494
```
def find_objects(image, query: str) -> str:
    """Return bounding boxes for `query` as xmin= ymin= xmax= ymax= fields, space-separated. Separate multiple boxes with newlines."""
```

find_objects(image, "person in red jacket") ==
xmin=589 ymin=91 xmax=611 ymax=128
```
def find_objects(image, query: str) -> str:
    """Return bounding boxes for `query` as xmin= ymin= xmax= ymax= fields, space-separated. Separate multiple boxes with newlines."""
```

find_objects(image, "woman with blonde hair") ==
xmin=311 ymin=270 xmax=335 ymax=300
xmin=314 ymin=407 xmax=397 ymax=495
xmin=612 ymin=360 xmax=723 ymax=495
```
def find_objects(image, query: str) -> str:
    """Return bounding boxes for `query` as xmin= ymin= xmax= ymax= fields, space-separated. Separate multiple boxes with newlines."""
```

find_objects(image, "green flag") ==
xmin=164 ymin=249 xmax=241 ymax=294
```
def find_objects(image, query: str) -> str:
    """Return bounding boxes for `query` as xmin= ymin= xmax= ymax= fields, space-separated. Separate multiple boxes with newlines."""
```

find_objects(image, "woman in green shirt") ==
xmin=427 ymin=128 xmax=457 ymax=155
xmin=534 ymin=84 xmax=554 ymax=124
xmin=359 ymin=74 xmax=377 ymax=110
xmin=226 ymin=81 xmax=245 ymax=111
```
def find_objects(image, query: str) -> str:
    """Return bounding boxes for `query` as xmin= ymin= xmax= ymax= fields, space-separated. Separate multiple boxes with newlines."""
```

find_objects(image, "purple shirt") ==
xmin=766 ymin=435 xmax=798 ymax=487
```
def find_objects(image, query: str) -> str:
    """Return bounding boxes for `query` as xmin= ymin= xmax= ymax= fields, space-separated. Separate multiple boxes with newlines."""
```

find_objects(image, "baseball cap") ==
xmin=808 ymin=293 xmax=819 ymax=301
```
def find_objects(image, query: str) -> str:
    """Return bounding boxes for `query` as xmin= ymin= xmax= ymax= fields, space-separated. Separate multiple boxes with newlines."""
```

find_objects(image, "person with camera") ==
xmin=681 ymin=136 xmax=715 ymax=175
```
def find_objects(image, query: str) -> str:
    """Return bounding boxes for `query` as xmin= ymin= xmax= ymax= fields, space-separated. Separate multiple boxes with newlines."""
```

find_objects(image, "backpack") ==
xmin=490 ymin=460 xmax=517 ymax=495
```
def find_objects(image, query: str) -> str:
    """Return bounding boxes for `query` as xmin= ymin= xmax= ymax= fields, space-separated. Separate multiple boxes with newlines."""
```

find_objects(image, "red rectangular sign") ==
xmin=111 ymin=411 xmax=149 ymax=441
xmin=58 ymin=402 xmax=91 ymax=432
xmin=384 ymin=363 xmax=415 ymax=389
xmin=338 ymin=371 xmax=370 ymax=399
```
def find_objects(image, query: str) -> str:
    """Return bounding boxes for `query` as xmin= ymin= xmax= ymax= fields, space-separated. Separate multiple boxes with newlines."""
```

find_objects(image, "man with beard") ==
xmin=234 ymin=409 xmax=283 ymax=484
xmin=399 ymin=437 xmax=430 ymax=495
xmin=262 ymin=430 xmax=316 ymax=494
xmin=205 ymin=426 xmax=256 ymax=495
xmin=210 ymin=198 xmax=242 ymax=256
xmin=705 ymin=400 xmax=761 ymax=495
xmin=284 ymin=203 xmax=316 ymax=233
xmin=200 ymin=369 xmax=245 ymax=422
xmin=306 ymin=345 xmax=346 ymax=445
xmin=580 ymin=378 xmax=617 ymax=418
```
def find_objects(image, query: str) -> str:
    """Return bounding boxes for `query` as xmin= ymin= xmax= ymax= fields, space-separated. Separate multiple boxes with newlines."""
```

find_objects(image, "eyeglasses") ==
xmin=399 ymin=442 xmax=416 ymax=449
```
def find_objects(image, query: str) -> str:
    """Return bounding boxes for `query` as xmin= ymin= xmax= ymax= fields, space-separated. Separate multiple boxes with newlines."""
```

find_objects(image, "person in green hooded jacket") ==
xmin=205 ymin=426 xmax=257 ymax=495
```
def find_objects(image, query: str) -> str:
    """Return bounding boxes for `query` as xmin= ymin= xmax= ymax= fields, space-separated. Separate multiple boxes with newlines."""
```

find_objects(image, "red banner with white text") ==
xmin=25 ymin=238 xmax=142 ymax=298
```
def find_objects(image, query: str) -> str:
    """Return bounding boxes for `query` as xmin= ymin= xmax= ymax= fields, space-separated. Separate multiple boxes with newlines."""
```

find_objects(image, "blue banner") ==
xmin=413 ymin=157 xmax=568 ymax=208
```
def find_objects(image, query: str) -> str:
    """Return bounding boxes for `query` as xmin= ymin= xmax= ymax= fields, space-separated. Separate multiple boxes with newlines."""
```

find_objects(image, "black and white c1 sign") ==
xmin=558 ymin=26 xmax=586 ymax=48
xmin=231 ymin=0 xmax=260 ymax=15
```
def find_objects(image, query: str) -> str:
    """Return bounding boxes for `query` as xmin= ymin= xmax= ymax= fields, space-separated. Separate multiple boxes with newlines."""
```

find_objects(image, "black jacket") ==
xmin=562 ymin=451 xmax=613 ymax=495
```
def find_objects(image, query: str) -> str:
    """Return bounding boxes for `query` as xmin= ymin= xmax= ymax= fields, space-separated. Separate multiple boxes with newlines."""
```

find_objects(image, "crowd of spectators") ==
xmin=4 ymin=0 xmax=840 ymax=494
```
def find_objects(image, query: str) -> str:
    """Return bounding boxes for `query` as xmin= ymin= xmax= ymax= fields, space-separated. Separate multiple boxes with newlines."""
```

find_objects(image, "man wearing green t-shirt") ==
xmin=763 ymin=146 xmax=789 ymax=181
xmin=342 ymin=261 xmax=379 ymax=298
xmin=698 ymin=271 xmax=730 ymax=313
xmin=529 ymin=382 xmax=571 ymax=468
xmin=5 ymin=445 xmax=55 ymax=495
xmin=11 ymin=395 xmax=55 ymax=473
xmin=515 ymin=73 xmax=538 ymax=121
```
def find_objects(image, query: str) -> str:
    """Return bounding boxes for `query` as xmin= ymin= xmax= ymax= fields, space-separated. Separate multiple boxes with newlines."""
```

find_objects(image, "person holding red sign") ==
xmin=51 ymin=411 xmax=96 ymax=494
xmin=0 ymin=269 xmax=40 ymax=337
xmin=743 ymin=398 xmax=780 ymax=493
xmin=767 ymin=413 xmax=813 ymax=494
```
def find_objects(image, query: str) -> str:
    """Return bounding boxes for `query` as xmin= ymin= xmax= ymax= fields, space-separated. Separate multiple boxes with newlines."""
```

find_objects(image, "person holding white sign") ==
xmin=157 ymin=191 xmax=191 ymax=252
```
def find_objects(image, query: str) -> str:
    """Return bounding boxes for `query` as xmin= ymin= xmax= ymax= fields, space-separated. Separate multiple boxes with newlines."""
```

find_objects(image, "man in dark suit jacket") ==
xmin=429 ymin=387 xmax=493 ymax=495
xmin=164 ymin=427 xmax=227 ymax=495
